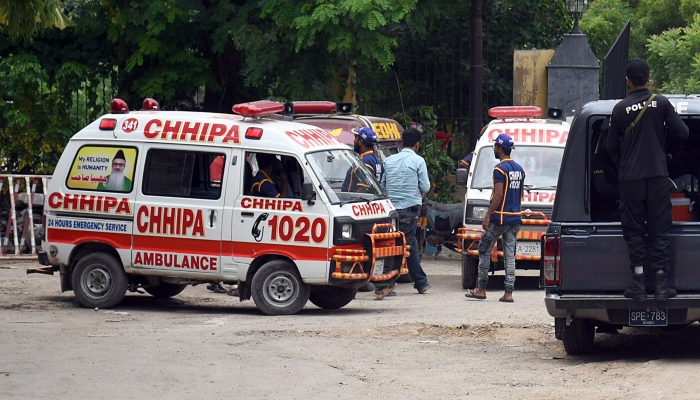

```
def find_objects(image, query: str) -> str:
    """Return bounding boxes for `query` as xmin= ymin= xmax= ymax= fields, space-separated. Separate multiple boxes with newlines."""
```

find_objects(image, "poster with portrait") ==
xmin=67 ymin=146 xmax=137 ymax=192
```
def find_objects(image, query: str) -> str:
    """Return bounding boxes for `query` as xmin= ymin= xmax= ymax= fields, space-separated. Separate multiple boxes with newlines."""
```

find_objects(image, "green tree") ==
xmin=580 ymin=0 xmax=632 ymax=61
xmin=0 ymin=0 xmax=72 ymax=42
xmin=647 ymin=13 xmax=700 ymax=94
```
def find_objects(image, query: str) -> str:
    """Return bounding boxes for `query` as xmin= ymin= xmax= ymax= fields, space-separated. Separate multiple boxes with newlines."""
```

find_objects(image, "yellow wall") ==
xmin=513 ymin=50 xmax=555 ymax=116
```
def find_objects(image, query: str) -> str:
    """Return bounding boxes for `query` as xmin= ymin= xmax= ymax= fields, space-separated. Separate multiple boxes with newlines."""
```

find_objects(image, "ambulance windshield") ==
xmin=306 ymin=149 xmax=387 ymax=204
xmin=471 ymin=145 xmax=564 ymax=190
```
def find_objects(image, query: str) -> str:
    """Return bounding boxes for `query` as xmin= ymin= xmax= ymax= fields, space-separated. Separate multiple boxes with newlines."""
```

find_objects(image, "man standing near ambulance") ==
xmin=378 ymin=128 xmax=431 ymax=299
xmin=464 ymin=134 xmax=524 ymax=303
xmin=606 ymin=58 xmax=688 ymax=301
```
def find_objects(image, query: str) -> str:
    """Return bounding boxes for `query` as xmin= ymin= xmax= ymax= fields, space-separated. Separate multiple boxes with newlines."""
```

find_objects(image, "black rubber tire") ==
xmin=562 ymin=318 xmax=595 ymax=355
xmin=308 ymin=286 xmax=358 ymax=309
xmin=251 ymin=260 xmax=310 ymax=315
xmin=143 ymin=282 xmax=187 ymax=299
xmin=71 ymin=253 xmax=128 ymax=309
xmin=461 ymin=255 xmax=478 ymax=289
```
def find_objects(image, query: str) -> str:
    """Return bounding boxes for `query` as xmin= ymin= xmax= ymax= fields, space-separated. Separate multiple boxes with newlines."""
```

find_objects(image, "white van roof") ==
xmin=71 ymin=110 xmax=349 ymax=155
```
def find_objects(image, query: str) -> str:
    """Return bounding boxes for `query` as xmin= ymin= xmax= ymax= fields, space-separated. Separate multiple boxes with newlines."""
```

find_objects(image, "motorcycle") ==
xmin=423 ymin=199 xmax=464 ymax=256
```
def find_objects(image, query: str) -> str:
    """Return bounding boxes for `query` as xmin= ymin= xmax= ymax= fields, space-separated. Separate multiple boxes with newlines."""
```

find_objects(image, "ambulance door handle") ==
xmin=241 ymin=212 xmax=254 ymax=217
xmin=209 ymin=210 xmax=217 ymax=227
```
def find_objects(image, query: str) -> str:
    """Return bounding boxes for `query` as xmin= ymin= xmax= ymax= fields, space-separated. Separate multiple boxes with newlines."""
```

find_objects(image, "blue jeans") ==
xmin=398 ymin=208 xmax=429 ymax=290
xmin=477 ymin=223 xmax=520 ymax=292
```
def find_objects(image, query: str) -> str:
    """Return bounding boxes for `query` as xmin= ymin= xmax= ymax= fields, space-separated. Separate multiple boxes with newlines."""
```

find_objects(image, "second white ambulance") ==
xmin=457 ymin=106 xmax=569 ymax=289
xmin=31 ymin=99 xmax=408 ymax=315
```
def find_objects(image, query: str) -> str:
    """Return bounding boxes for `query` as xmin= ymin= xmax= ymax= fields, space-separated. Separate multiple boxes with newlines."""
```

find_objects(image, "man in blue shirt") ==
xmin=465 ymin=133 xmax=525 ymax=303
xmin=377 ymin=128 xmax=431 ymax=299
xmin=249 ymin=153 xmax=288 ymax=198
xmin=342 ymin=127 xmax=383 ymax=192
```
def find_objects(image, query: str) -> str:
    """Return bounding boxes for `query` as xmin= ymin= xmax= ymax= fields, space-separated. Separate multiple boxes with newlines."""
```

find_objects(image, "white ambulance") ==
xmin=31 ymin=99 xmax=407 ymax=315
xmin=456 ymin=106 xmax=569 ymax=289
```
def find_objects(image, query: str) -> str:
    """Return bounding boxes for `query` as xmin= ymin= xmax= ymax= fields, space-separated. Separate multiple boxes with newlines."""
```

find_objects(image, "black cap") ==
xmin=626 ymin=58 xmax=650 ymax=85
xmin=114 ymin=149 xmax=126 ymax=161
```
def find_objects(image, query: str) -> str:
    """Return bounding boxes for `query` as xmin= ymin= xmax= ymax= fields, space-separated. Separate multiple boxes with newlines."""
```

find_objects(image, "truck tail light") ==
xmin=542 ymin=236 xmax=560 ymax=287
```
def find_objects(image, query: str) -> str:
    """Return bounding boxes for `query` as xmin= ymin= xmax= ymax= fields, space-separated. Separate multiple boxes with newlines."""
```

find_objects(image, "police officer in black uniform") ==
xmin=606 ymin=58 xmax=689 ymax=301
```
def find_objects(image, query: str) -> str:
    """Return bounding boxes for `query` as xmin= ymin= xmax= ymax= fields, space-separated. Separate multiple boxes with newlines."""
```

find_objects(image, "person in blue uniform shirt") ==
xmin=342 ymin=127 xmax=383 ymax=192
xmin=249 ymin=153 xmax=288 ymax=198
xmin=464 ymin=133 xmax=525 ymax=303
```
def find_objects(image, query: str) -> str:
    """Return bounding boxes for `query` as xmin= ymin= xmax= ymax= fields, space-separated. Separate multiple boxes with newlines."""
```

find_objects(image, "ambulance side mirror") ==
xmin=456 ymin=168 xmax=468 ymax=186
xmin=301 ymin=182 xmax=316 ymax=205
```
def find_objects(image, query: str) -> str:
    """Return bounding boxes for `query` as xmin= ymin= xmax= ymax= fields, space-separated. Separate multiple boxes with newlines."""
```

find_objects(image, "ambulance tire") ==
xmin=251 ymin=260 xmax=310 ymax=316
xmin=308 ymin=286 xmax=358 ymax=310
xmin=143 ymin=283 xmax=187 ymax=299
xmin=462 ymin=256 xmax=478 ymax=289
xmin=72 ymin=253 xmax=128 ymax=309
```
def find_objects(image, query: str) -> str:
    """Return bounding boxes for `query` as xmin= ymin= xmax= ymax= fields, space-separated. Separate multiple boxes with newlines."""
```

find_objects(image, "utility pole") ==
xmin=469 ymin=0 xmax=483 ymax=151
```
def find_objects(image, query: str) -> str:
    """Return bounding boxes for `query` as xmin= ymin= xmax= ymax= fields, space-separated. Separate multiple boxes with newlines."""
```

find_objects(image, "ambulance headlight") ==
xmin=341 ymin=224 xmax=353 ymax=239
xmin=471 ymin=206 xmax=488 ymax=220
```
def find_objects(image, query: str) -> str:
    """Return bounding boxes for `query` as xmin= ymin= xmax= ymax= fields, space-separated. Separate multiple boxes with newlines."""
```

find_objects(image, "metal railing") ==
xmin=1 ymin=174 xmax=51 ymax=259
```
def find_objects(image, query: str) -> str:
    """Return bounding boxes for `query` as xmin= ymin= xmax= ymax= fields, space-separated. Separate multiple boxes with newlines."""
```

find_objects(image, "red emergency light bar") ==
xmin=291 ymin=101 xmax=337 ymax=114
xmin=142 ymin=98 xmax=160 ymax=110
xmin=232 ymin=100 xmax=285 ymax=117
xmin=488 ymin=106 xmax=542 ymax=119
xmin=110 ymin=98 xmax=129 ymax=114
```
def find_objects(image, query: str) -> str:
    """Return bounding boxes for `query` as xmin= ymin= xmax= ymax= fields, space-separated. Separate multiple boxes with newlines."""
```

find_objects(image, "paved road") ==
xmin=1 ymin=255 xmax=699 ymax=399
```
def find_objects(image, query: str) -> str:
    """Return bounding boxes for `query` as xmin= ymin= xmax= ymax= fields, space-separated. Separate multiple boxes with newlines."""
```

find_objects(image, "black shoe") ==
xmin=623 ymin=273 xmax=646 ymax=302
xmin=655 ymin=272 xmax=677 ymax=301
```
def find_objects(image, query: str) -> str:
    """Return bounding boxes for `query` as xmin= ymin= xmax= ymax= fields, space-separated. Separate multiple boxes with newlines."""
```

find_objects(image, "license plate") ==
xmin=629 ymin=308 xmax=668 ymax=326
xmin=373 ymin=259 xmax=385 ymax=276
xmin=516 ymin=241 xmax=540 ymax=256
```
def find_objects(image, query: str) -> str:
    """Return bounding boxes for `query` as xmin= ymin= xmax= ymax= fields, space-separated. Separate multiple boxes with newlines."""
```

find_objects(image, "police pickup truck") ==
xmin=543 ymin=96 xmax=700 ymax=354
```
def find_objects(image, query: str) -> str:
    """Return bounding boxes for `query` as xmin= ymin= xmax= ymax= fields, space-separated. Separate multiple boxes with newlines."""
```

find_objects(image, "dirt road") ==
xmin=1 ymin=254 xmax=699 ymax=399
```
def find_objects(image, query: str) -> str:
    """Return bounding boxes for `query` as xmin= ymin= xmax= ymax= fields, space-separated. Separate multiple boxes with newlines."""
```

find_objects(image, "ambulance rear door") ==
xmin=131 ymin=144 xmax=231 ymax=278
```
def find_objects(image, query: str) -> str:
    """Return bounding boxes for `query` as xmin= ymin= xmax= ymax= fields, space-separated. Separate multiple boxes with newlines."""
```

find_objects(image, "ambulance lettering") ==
xmin=285 ymin=128 xmax=342 ymax=148
xmin=522 ymin=191 xmax=556 ymax=203
xmin=134 ymin=251 xmax=217 ymax=270
xmin=266 ymin=215 xmax=327 ymax=244
xmin=241 ymin=197 xmax=303 ymax=212
xmin=488 ymin=128 xmax=568 ymax=145
xmin=48 ymin=193 xmax=132 ymax=215
xmin=136 ymin=206 xmax=205 ymax=237
xmin=351 ymin=202 xmax=386 ymax=217
xmin=373 ymin=122 xmax=401 ymax=140
xmin=142 ymin=119 xmax=240 ymax=144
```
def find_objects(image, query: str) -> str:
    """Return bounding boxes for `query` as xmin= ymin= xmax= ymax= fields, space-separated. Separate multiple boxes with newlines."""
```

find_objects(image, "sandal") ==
xmin=207 ymin=283 xmax=227 ymax=294
xmin=464 ymin=289 xmax=486 ymax=300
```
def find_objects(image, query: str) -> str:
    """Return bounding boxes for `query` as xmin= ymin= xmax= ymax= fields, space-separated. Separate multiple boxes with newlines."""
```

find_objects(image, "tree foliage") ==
xmin=0 ymin=0 xmax=72 ymax=42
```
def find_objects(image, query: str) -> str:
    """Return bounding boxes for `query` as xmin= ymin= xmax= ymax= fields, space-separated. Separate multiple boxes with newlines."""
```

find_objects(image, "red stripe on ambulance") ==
xmin=229 ymin=242 xmax=327 ymax=261
xmin=47 ymin=228 xmax=131 ymax=248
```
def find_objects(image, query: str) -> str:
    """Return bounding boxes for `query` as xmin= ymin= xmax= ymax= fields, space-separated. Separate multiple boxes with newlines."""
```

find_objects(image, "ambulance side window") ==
xmin=142 ymin=149 xmax=225 ymax=200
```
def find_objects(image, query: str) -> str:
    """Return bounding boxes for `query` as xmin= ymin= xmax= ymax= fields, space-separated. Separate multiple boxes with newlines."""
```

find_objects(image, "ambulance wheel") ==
xmin=462 ymin=255 xmax=478 ymax=289
xmin=72 ymin=253 xmax=127 ymax=309
xmin=144 ymin=283 xmax=187 ymax=299
xmin=252 ymin=260 xmax=310 ymax=315
xmin=308 ymin=286 xmax=358 ymax=310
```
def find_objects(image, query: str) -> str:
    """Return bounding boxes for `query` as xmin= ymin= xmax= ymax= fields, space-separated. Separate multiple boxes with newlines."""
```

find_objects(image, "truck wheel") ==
xmin=562 ymin=318 xmax=595 ymax=355
xmin=71 ymin=253 xmax=128 ymax=309
xmin=462 ymin=255 xmax=478 ymax=289
xmin=251 ymin=260 xmax=310 ymax=315
xmin=143 ymin=283 xmax=187 ymax=299
xmin=308 ymin=286 xmax=358 ymax=309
